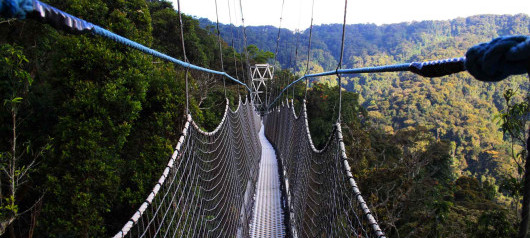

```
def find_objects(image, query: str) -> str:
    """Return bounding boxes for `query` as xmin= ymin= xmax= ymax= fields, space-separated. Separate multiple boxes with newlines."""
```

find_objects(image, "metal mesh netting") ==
xmin=264 ymin=99 xmax=385 ymax=238
xmin=114 ymin=97 xmax=261 ymax=238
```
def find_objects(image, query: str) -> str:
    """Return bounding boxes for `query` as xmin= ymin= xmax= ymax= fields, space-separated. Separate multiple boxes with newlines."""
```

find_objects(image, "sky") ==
xmin=171 ymin=0 xmax=530 ymax=31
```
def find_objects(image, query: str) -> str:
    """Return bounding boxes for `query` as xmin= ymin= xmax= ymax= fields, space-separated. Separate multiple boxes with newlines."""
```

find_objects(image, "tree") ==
xmin=497 ymin=87 xmax=530 ymax=237
xmin=246 ymin=44 xmax=274 ymax=64
xmin=0 ymin=44 xmax=48 ymax=235
xmin=474 ymin=210 xmax=517 ymax=237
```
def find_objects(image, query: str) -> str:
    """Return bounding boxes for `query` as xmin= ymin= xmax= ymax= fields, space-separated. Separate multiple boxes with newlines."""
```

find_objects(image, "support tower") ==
xmin=250 ymin=64 xmax=274 ymax=113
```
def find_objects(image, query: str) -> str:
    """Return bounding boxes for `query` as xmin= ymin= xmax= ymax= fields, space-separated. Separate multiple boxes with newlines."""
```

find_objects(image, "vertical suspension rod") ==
xmin=214 ymin=0 xmax=227 ymax=97
xmin=273 ymin=0 xmax=286 ymax=105
xmin=238 ymin=0 xmax=252 ymax=95
xmin=304 ymin=0 xmax=316 ymax=101
xmin=177 ymin=0 xmax=190 ymax=115
xmin=336 ymin=0 xmax=348 ymax=123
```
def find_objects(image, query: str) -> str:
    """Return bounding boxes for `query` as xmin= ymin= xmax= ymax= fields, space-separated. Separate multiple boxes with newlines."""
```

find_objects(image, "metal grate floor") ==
xmin=249 ymin=123 xmax=285 ymax=237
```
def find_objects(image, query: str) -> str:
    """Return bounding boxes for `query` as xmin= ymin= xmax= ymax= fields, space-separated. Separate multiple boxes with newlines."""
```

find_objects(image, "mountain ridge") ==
xmin=200 ymin=13 xmax=530 ymax=188
xmin=199 ymin=13 xmax=529 ymax=69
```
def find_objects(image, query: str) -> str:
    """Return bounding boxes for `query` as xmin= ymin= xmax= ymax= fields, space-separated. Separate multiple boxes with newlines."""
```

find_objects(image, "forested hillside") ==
xmin=202 ymin=14 xmax=530 ymax=236
xmin=0 ymin=0 xmax=268 ymax=236
xmin=0 ymin=0 xmax=528 ymax=236
xmin=204 ymin=14 xmax=530 ymax=193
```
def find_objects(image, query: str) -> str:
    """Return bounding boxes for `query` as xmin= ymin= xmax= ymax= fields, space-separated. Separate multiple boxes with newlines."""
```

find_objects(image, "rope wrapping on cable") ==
xmin=465 ymin=35 xmax=530 ymax=82
xmin=31 ymin=1 xmax=94 ymax=34
xmin=409 ymin=57 xmax=466 ymax=77
xmin=0 ymin=0 xmax=32 ymax=19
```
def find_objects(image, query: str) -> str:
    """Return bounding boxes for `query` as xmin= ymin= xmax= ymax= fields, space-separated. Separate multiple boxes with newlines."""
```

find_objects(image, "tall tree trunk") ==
xmin=11 ymin=108 xmax=16 ymax=203
xmin=519 ymin=131 xmax=530 ymax=238
xmin=518 ymin=71 xmax=530 ymax=238
xmin=8 ymin=224 xmax=15 ymax=238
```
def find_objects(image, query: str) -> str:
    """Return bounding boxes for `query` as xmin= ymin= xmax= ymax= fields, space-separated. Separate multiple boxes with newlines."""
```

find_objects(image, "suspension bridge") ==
xmin=1 ymin=0 xmax=529 ymax=237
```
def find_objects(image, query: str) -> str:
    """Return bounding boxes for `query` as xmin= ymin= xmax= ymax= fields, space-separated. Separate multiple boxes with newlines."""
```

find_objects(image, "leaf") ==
xmin=11 ymin=97 xmax=23 ymax=104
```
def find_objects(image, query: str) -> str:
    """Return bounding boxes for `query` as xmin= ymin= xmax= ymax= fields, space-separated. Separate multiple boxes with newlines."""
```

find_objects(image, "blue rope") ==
xmin=268 ymin=57 xmax=466 ymax=108
xmin=466 ymin=35 xmax=530 ymax=82
xmin=270 ymin=34 xmax=530 ymax=107
xmin=0 ymin=0 xmax=32 ymax=19
xmin=1 ymin=0 xmax=251 ymax=91
xmin=3 ymin=1 xmax=529 ymax=105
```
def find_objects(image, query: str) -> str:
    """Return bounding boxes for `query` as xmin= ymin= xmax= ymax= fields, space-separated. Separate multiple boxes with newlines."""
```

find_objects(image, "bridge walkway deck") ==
xmin=249 ymin=123 xmax=286 ymax=237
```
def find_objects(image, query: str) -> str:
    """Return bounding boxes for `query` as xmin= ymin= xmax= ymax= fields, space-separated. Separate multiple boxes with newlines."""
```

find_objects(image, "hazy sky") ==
xmin=171 ymin=0 xmax=529 ymax=31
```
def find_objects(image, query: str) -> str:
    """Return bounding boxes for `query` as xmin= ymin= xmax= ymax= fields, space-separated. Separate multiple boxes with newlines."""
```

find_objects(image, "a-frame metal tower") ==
xmin=250 ymin=64 xmax=274 ymax=113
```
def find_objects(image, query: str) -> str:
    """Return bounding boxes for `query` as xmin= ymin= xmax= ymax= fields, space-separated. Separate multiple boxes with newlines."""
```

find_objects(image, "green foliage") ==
xmin=497 ymin=88 xmax=529 ymax=173
xmin=302 ymin=82 xmax=367 ymax=149
xmin=473 ymin=210 xmax=517 ymax=237
xmin=1 ymin=195 xmax=18 ymax=216
xmin=207 ymin=15 xmax=530 ymax=189
xmin=498 ymin=89 xmax=529 ymax=135
xmin=500 ymin=174 xmax=523 ymax=199
xmin=0 ymin=44 xmax=31 ymax=108
xmin=0 ymin=0 xmax=247 ymax=236
xmin=298 ymin=79 xmax=516 ymax=237
xmin=0 ymin=43 xmax=31 ymax=228
xmin=246 ymin=44 xmax=274 ymax=64
xmin=0 ymin=2 xmax=526 ymax=236
xmin=255 ymin=15 xmax=530 ymax=234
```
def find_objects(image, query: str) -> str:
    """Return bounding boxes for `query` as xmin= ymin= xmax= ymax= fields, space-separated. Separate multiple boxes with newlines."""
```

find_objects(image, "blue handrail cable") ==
xmin=268 ymin=57 xmax=466 ymax=108
xmin=4 ymin=0 xmax=252 ymax=92
xmin=0 ymin=0 xmax=33 ymax=19
xmin=4 ymin=1 xmax=528 ymax=111
xmin=269 ymin=35 xmax=530 ymax=109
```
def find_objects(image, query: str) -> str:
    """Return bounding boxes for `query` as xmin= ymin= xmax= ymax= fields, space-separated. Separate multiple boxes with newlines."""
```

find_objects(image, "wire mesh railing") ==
xmin=113 ymin=97 xmax=261 ymax=238
xmin=264 ymin=99 xmax=385 ymax=238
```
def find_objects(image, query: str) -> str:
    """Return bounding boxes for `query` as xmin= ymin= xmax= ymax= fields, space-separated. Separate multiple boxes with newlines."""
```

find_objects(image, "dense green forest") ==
xmin=202 ymin=14 xmax=530 ymax=236
xmin=0 ymin=0 xmax=269 ymax=236
xmin=290 ymin=82 xmax=517 ymax=237
xmin=0 ymin=0 xmax=528 ymax=237
xmin=202 ymin=16 xmax=530 ymax=182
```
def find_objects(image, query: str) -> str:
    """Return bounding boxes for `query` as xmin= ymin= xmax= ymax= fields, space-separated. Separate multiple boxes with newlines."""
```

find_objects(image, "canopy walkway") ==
xmin=102 ymin=89 xmax=384 ymax=237
xmin=113 ymin=98 xmax=262 ymax=237
xmin=1 ymin=0 xmax=529 ymax=237
xmin=112 ymin=94 xmax=383 ymax=237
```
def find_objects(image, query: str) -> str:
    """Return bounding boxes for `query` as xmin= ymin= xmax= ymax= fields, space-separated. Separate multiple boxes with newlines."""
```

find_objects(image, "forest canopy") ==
xmin=0 ymin=0 xmax=529 ymax=237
